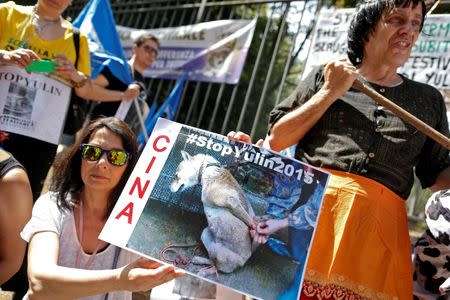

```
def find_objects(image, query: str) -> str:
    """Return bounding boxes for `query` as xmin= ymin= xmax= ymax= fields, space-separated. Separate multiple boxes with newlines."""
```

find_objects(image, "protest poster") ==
xmin=302 ymin=8 xmax=353 ymax=79
xmin=116 ymin=20 xmax=256 ymax=84
xmin=100 ymin=118 xmax=330 ymax=300
xmin=403 ymin=14 xmax=450 ymax=89
xmin=303 ymin=8 xmax=450 ymax=90
xmin=0 ymin=66 xmax=71 ymax=144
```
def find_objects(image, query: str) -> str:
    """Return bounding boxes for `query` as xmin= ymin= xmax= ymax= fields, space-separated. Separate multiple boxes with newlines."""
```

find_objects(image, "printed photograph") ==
xmin=3 ymin=82 xmax=36 ymax=119
xmin=124 ymin=124 xmax=329 ymax=300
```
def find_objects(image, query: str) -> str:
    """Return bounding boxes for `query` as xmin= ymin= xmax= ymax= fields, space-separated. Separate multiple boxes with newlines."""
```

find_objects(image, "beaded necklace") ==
xmin=19 ymin=5 xmax=62 ymax=48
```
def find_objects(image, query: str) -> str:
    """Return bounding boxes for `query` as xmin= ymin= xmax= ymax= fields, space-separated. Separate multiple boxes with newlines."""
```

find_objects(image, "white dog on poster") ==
xmin=170 ymin=150 xmax=255 ymax=275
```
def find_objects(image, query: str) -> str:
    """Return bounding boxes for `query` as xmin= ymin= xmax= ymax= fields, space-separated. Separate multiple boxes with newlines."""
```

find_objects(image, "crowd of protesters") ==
xmin=0 ymin=1 xmax=174 ymax=299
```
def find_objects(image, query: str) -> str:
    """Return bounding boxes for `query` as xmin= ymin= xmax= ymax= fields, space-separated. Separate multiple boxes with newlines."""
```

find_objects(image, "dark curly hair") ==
xmin=347 ymin=0 xmax=426 ymax=66
xmin=50 ymin=117 xmax=138 ymax=220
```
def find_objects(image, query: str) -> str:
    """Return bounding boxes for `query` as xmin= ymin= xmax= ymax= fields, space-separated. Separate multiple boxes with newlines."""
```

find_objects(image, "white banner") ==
xmin=117 ymin=19 xmax=256 ymax=84
xmin=303 ymin=9 xmax=450 ymax=90
xmin=0 ymin=66 xmax=71 ymax=144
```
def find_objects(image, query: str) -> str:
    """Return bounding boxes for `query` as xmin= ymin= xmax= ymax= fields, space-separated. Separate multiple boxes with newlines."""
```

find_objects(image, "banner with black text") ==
xmin=304 ymin=9 xmax=450 ymax=90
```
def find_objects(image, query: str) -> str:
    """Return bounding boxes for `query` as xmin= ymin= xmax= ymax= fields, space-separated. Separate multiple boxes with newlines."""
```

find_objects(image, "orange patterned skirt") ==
xmin=300 ymin=169 xmax=412 ymax=300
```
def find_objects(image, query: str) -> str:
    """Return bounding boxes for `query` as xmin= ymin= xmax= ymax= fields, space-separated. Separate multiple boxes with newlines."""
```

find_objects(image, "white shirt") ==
xmin=21 ymin=192 xmax=140 ymax=300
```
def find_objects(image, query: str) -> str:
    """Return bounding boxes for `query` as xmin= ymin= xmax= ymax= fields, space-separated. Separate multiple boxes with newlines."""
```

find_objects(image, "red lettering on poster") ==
xmin=117 ymin=134 xmax=171 ymax=225
xmin=129 ymin=177 xmax=150 ymax=199
xmin=115 ymin=202 xmax=134 ymax=224
xmin=153 ymin=135 xmax=170 ymax=152
xmin=145 ymin=156 xmax=156 ymax=174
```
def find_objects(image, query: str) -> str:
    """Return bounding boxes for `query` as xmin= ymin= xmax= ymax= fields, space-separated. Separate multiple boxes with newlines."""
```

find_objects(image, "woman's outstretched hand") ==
xmin=119 ymin=258 xmax=185 ymax=292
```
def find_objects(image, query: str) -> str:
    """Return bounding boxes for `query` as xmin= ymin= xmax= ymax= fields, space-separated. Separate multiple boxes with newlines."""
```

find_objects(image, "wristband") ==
xmin=71 ymin=74 xmax=88 ymax=88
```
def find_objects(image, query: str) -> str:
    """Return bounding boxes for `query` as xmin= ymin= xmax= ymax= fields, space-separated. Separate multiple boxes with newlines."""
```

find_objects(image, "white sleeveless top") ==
xmin=21 ymin=192 xmax=140 ymax=300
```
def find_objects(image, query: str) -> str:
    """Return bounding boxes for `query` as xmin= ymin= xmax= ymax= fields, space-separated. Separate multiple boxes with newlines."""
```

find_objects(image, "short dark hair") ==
xmin=134 ymin=33 xmax=160 ymax=48
xmin=51 ymin=117 xmax=138 ymax=219
xmin=347 ymin=0 xmax=426 ymax=66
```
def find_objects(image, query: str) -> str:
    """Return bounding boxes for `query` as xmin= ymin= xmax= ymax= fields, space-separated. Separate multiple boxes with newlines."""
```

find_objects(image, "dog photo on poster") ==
xmin=100 ymin=118 xmax=330 ymax=300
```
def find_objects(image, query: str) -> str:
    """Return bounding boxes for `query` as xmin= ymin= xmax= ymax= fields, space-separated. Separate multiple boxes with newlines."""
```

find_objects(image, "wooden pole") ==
xmin=352 ymin=79 xmax=450 ymax=151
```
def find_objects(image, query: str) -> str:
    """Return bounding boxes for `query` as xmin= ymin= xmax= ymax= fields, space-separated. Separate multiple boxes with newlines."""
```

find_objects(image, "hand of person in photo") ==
xmin=256 ymin=218 xmax=289 ymax=237
xmin=304 ymin=206 xmax=318 ymax=227
xmin=250 ymin=217 xmax=268 ymax=244
xmin=119 ymin=258 xmax=185 ymax=292
xmin=250 ymin=226 xmax=269 ymax=244
xmin=0 ymin=49 xmax=40 ymax=68
xmin=122 ymin=83 xmax=140 ymax=101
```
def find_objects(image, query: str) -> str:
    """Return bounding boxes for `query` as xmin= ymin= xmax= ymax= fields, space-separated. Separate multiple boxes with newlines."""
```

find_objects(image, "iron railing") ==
xmin=6 ymin=0 xmax=429 ymax=222
xmin=65 ymin=0 xmax=321 ymax=140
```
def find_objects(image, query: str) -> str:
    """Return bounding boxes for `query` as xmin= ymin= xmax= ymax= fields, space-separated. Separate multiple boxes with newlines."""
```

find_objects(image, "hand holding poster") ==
xmin=100 ymin=118 xmax=330 ymax=300
xmin=0 ymin=65 xmax=71 ymax=144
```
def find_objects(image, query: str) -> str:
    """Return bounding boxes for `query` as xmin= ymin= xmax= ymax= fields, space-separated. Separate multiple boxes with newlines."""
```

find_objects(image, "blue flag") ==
xmin=73 ymin=0 xmax=132 ymax=84
xmin=137 ymin=73 xmax=187 ymax=148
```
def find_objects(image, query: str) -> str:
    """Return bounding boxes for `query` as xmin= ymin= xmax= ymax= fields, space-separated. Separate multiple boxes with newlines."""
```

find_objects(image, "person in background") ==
xmin=229 ymin=0 xmax=450 ymax=298
xmin=414 ymin=189 xmax=450 ymax=298
xmin=0 ymin=0 xmax=147 ymax=200
xmin=90 ymin=33 xmax=160 ymax=134
xmin=0 ymin=131 xmax=32 ymax=286
xmin=0 ymin=2 xmax=146 ymax=295
xmin=21 ymin=117 xmax=184 ymax=300
xmin=0 ymin=0 xmax=92 ymax=202
xmin=0 ymin=1 xmax=92 ymax=296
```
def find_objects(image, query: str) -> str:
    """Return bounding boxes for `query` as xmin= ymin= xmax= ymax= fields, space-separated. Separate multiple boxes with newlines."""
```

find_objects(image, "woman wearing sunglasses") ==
xmin=20 ymin=117 xmax=184 ymax=300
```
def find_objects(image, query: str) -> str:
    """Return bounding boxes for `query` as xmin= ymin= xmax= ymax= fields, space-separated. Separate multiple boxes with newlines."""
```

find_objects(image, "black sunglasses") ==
xmin=80 ymin=144 xmax=129 ymax=167
xmin=141 ymin=45 xmax=158 ymax=56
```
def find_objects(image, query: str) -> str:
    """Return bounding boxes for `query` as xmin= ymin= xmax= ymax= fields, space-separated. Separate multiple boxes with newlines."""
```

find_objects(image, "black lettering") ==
xmin=4 ymin=73 xmax=14 ymax=81
xmin=316 ymin=28 xmax=338 ymax=38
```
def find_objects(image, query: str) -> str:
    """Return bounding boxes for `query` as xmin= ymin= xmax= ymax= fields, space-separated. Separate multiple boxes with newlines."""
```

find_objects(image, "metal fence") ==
xmin=65 ymin=0 xmax=321 ymax=140
xmin=64 ymin=0 xmax=429 ymax=223
xmin=0 ymin=0 xmax=431 ymax=221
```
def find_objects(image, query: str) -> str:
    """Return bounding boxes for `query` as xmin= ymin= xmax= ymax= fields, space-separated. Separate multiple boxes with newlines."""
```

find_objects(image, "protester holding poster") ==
xmin=20 ymin=117 xmax=183 ymax=300
xmin=0 ymin=1 xmax=93 ymax=297
xmin=0 ymin=0 xmax=94 ymax=203
xmin=0 ymin=1 xmax=154 ymax=297
xmin=0 ymin=0 xmax=145 ymax=198
xmin=233 ymin=0 xmax=450 ymax=299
